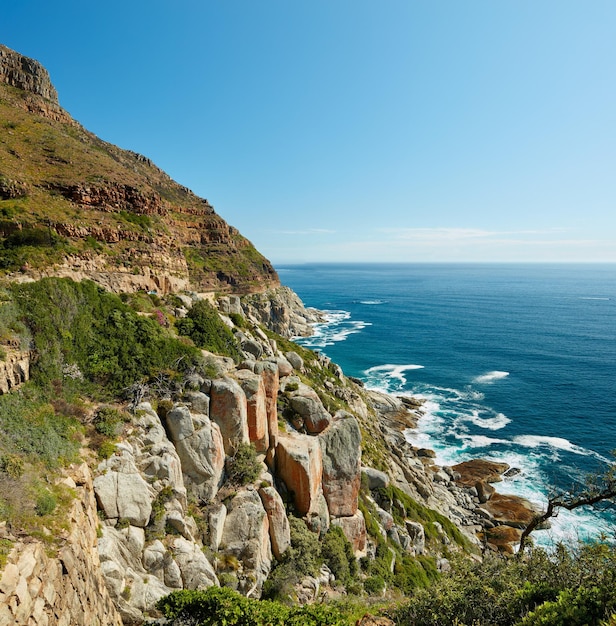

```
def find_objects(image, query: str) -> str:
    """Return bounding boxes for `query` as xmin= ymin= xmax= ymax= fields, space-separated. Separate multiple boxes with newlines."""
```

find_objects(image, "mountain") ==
xmin=0 ymin=43 xmax=278 ymax=295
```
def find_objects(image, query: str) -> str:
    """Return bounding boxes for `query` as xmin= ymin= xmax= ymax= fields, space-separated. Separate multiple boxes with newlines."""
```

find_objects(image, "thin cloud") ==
xmin=378 ymin=227 xmax=569 ymax=242
xmin=274 ymin=228 xmax=336 ymax=235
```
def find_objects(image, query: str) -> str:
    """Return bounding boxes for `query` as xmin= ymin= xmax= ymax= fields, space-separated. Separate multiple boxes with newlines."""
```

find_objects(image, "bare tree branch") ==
xmin=519 ymin=467 xmax=616 ymax=552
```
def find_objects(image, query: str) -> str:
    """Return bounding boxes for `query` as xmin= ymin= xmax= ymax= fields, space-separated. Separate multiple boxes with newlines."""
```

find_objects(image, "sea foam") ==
xmin=473 ymin=370 xmax=510 ymax=384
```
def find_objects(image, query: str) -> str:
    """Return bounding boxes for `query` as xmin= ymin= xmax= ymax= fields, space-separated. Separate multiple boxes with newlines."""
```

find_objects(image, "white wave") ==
xmin=455 ymin=433 xmax=510 ymax=448
xmin=358 ymin=299 xmax=387 ymax=305
xmin=579 ymin=297 xmax=610 ymax=301
xmin=473 ymin=370 xmax=510 ymax=384
xmin=364 ymin=363 xmax=425 ymax=391
xmin=512 ymin=435 xmax=589 ymax=456
xmin=296 ymin=310 xmax=370 ymax=348
xmin=467 ymin=411 xmax=511 ymax=431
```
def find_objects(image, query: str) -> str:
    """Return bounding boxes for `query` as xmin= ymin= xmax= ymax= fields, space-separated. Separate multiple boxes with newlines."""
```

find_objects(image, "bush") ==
xmin=391 ymin=543 xmax=616 ymax=626
xmin=93 ymin=406 xmax=125 ymax=437
xmin=263 ymin=517 xmax=324 ymax=601
xmin=156 ymin=586 xmax=350 ymax=626
xmin=225 ymin=443 xmax=262 ymax=486
xmin=321 ymin=525 xmax=358 ymax=586
xmin=12 ymin=277 xmax=200 ymax=394
xmin=176 ymin=299 xmax=242 ymax=361
xmin=35 ymin=490 xmax=57 ymax=516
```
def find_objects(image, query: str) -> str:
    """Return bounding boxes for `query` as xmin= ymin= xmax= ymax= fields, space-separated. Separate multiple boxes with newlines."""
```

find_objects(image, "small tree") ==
xmin=519 ymin=461 xmax=616 ymax=552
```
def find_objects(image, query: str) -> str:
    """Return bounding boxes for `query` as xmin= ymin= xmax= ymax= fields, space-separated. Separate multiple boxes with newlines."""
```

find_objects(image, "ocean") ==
xmin=276 ymin=263 xmax=616 ymax=546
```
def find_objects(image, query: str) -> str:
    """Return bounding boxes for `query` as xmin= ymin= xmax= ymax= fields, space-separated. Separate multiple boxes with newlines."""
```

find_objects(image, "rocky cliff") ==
xmin=0 ymin=44 xmax=278 ymax=295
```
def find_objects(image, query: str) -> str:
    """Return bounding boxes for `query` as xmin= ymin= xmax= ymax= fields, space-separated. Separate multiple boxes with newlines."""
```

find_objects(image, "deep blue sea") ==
xmin=276 ymin=263 xmax=616 ymax=546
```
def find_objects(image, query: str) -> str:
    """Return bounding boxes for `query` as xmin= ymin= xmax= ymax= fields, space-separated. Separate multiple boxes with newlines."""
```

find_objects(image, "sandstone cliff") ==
xmin=0 ymin=44 xmax=278 ymax=295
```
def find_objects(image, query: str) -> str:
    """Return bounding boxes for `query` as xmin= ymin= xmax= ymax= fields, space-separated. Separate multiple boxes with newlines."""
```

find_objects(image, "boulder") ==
xmin=258 ymin=486 xmax=291 ymax=559
xmin=319 ymin=412 xmax=361 ymax=516
xmin=210 ymin=377 xmax=250 ymax=454
xmin=405 ymin=520 xmax=425 ymax=555
xmin=242 ymin=339 xmax=263 ymax=359
xmin=172 ymin=417 xmax=225 ymax=502
xmin=276 ymin=433 xmax=323 ymax=515
xmin=235 ymin=369 xmax=269 ymax=452
xmin=208 ymin=503 xmax=227 ymax=551
xmin=482 ymin=493 xmax=538 ymax=529
xmin=170 ymin=537 xmax=218 ymax=589
xmin=261 ymin=361 xmax=280 ymax=450
xmin=165 ymin=405 xmax=195 ymax=442
xmin=289 ymin=383 xmax=332 ymax=434
xmin=221 ymin=489 xmax=272 ymax=595
xmin=285 ymin=351 xmax=304 ymax=371
xmin=94 ymin=470 xmax=152 ymax=528
xmin=276 ymin=356 xmax=294 ymax=378
xmin=451 ymin=459 xmax=510 ymax=487
xmin=362 ymin=467 xmax=390 ymax=490
xmin=331 ymin=510 xmax=367 ymax=556
xmin=183 ymin=391 xmax=210 ymax=415
xmin=483 ymin=525 xmax=523 ymax=554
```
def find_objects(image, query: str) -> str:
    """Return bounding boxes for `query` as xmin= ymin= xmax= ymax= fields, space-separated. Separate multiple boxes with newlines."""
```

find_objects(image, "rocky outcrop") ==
xmin=220 ymin=489 xmax=272 ymax=596
xmin=288 ymin=383 xmax=332 ymax=434
xmin=242 ymin=287 xmax=324 ymax=338
xmin=276 ymin=433 xmax=323 ymax=516
xmin=320 ymin=411 xmax=362 ymax=517
xmin=0 ymin=348 xmax=29 ymax=394
xmin=209 ymin=378 xmax=250 ymax=455
xmin=235 ymin=369 xmax=269 ymax=453
xmin=0 ymin=463 xmax=122 ymax=626
xmin=258 ymin=486 xmax=291 ymax=559
xmin=0 ymin=44 xmax=58 ymax=102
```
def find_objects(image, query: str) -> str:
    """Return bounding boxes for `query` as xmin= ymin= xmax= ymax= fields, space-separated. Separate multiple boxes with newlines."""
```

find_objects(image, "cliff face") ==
xmin=0 ymin=463 xmax=123 ymax=626
xmin=0 ymin=45 xmax=58 ymax=102
xmin=0 ymin=44 xmax=278 ymax=295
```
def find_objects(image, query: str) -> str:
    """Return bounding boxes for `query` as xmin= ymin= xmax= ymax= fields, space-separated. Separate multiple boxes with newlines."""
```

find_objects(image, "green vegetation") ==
xmin=176 ymin=299 xmax=242 ymax=361
xmin=375 ymin=483 xmax=472 ymax=550
xmin=225 ymin=443 xmax=262 ymax=486
xmin=12 ymin=277 xmax=200 ymax=394
xmin=391 ymin=542 xmax=616 ymax=626
xmin=156 ymin=586 xmax=351 ymax=626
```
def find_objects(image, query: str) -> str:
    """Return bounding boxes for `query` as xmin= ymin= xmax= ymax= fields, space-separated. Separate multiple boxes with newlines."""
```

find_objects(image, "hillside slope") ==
xmin=0 ymin=44 xmax=278 ymax=294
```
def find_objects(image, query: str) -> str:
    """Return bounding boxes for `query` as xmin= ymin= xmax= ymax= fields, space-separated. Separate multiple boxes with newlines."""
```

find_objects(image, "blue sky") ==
xmin=2 ymin=1 xmax=615 ymax=263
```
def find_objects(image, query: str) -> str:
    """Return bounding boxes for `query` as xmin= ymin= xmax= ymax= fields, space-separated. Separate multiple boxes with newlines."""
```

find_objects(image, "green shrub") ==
xmin=35 ymin=490 xmax=57 ymax=516
xmin=0 ymin=385 xmax=80 ymax=467
xmin=12 ymin=277 xmax=200 ymax=394
xmin=225 ymin=443 xmax=262 ymax=486
xmin=321 ymin=525 xmax=358 ymax=586
xmin=263 ymin=517 xmax=324 ymax=601
xmin=0 ymin=454 xmax=24 ymax=478
xmin=176 ymin=299 xmax=242 ymax=361
xmin=156 ymin=586 xmax=350 ymax=626
xmin=93 ymin=406 xmax=125 ymax=437
xmin=391 ymin=543 xmax=616 ymax=626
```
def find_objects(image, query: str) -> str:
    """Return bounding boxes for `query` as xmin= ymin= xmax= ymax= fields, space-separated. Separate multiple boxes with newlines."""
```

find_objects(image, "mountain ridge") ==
xmin=0 ymin=43 xmax=278 ymax=295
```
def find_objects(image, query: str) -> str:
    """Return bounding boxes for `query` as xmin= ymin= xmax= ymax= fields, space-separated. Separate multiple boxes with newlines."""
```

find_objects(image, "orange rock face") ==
xmin=275 ymin=434 xmax=323 ymax=515
xmin=209 ymin=378 xmax=250 ymax=455
xmin=235 ymin=370 xmax=269 ymax=452
xmin=452 ymin=459 xmax=510 ymax=487
xmin=319 ymin=413 xmax=362 ymax=517
xmin=261 ymin=362 xmax=280 ymax=450
xmin=483 ymin=493 xmax=538 ymax=529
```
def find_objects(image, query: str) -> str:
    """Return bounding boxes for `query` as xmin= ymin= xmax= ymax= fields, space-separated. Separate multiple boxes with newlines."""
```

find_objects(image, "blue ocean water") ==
xmin=277 ymin=263 xmax=616 ymax=546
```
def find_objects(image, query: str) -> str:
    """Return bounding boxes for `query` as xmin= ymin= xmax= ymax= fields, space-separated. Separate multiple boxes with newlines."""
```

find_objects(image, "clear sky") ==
xmin=2 ymin=1 xmax=615 ymax=264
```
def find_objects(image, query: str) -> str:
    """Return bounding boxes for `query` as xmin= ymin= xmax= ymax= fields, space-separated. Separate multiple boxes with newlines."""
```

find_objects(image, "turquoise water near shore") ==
xmin=277 ymin=263 xmax=616 ymax=546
